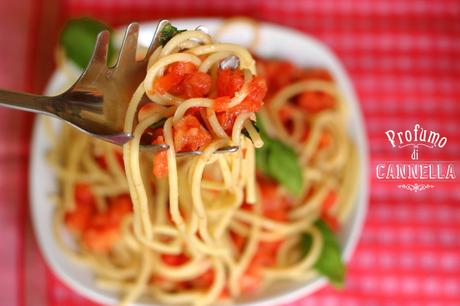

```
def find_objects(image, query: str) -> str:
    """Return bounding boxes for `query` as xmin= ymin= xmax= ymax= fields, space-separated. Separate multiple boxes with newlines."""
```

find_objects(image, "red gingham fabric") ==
xmin=0 ymin=0 xmax=459 ymax=305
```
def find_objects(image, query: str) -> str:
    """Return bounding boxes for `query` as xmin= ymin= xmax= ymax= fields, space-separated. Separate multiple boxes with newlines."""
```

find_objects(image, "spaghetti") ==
xmin=49 ymin=20 xmax=359 ymax=306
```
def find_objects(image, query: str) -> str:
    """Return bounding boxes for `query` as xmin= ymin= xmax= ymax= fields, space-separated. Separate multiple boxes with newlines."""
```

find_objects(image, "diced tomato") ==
xmin=95 ymin=156 xmax=108 ymax=169
xmin=321 ymin=191 xmax=339 ymax=231
xmin=322 ymin=213 xmax=339 ymax=232
xmin=220 ymin=287 xmax=230 ymax=299
xmin=75 ymin=183 xmax=95 ymax=205
xmin=161 ymin=253 xmax=190 ymax=266
xmin=153 ymin=73 xmax=183 ymax=95
xmin=226 ymin=77 xmax=267 ymax=114
xmin=152 ymin=128 xmax=164 ymax=139
xmin=319 ymin=131 xmax=331 ymax=149
xmin=217 ymin=68 xmax=245 ymax=97
xmin=230 ymin=230 xmax=246 ymax=252
xmin=213 ymin=96 xmax=232 ymax=112
xmin=240 ymin=266 xmax=262 ymax=294
xmin=251 ymin=243 xmax=278 ymax=267
xmin=65 ymin=184 xmax=96 ymax=233
xmin=182 ymin=72 xmax=212 ymax=98
xmin=114 ymin=151 xmax=125 ymax=169
xmin=258 ymin=60 xmax=297 ymax=96
xmin=108 ymin=195 xmax=132 ymax=223
xmin=80 ymin=194 xmax=132 ymax=252
xmin=246 ymin=77 xmax=267 ymax=103
xmin=239 ymin=240 xmax=280 ymax=293
xmin=192 ymin=268 xmax=214 ymax=289
xmin=214 ymin=77 xmax=267 ymax=133
xmin=167 ymin=61 xmax=197 ymax=76
xmin=297 ymin=91 xmax=335 ymax=113
xmin=153 ymin=151 xmax=168 ymax=178
xmin=173 ymin=115 xmax=212 ymax=152
xmin=152 ymin=134 xmax=168 ymax=178
xmin=185 ymin=106 xmax=203 ymax=116
xmin=153 ymin=61 xmax=198 ymax=95
xmin=65 ymin=204 xmax=93 ymax=234
xmin=82 ymin=222 xmax=119 ymax=252
xmin=259 ymin=179 xmax=289 ymax=222
xmin=216 ymin=111 xmax=235 ymax=133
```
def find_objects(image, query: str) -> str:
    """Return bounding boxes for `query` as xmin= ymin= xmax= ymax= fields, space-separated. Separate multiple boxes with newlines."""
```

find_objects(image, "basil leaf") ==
xmin=159 ymin=24 xmax=186 ymax=46
xmin=255 ymin=116 xmax=303 ymax=196
xmin=266 ymin=139 xmax=303 ymax=196
xmin=301 ymin=219 xmax=345 ymax=288
xmin=255 ymin=143 xmax=270 ymax=175
xmin=60 ymin=18 xmax=114 ymax=69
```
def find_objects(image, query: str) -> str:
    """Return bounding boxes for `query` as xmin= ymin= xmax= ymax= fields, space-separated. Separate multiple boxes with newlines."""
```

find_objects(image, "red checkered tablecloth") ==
xmin=0 ymin=0 xmax=459 ymax=305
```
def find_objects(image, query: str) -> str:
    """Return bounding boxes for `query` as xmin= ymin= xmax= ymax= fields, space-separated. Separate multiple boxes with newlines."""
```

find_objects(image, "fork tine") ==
xmin=116 ymin=23 xmax=139 ymax=67
xmin=144 ymin=19 xmax=171 ymax=61
xmin=88 ymin=30 xmax=110 ymax=67
xmin=140 ymin=144 xmax=239 ymax=156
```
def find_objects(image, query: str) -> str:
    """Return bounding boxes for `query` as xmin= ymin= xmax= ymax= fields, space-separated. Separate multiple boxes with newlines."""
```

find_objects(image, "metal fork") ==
xmin=0 ymin=20 xmax=239 ymax=156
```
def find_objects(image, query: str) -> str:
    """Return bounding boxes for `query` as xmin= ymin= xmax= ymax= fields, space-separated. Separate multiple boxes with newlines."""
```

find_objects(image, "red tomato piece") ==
xmin=65 ymin=184 xmax=96 ymax=234
xmin=259 ymin=60 xmax=297 ymax=95
xmin=319 ymin=131 xmax=331 ymax=149
xmin=167 ymin=61 xmax=197 ymax=76
xmin=182 ymin=72 xmax=212 ymax=98
xmin=297 ymin=91 xmax=335 ymax=113
xmin=75 ymin=183 xmax=95 ymax=205
xmin=227 ymin=77 xmax=267 ymax=114
xmin=152 ymin=134 xmax=168 ymax=178
xmin=229 ymin=230 xmax=246 ymax=252
xmin=153 ymin=73 xmax=183 ymax=95
xmin=173 ymin=115 xmax=212 ymax=152
xmin=217 ymin=68 xmax=245 ymax=97
xmin=108 ymin=194 xmax=132 ymax=224
xmin=192 ymin=268 xmax=215 ymax=289
xmin=213 ymin=96 xmax=232 ymax=112
xmin=185 ymin=106 xmax=203 ymax=116
xmin=216 ymin=111 xmax=235 ymax=134
xmin=161 ymin=253 xmax=190 ymax=266
xmin=240 ymin=266 xmax=262 ymax=293
xmin=322 ymin=213 xmax=339 ymax=232
xmin=114 ymin=150 xmax=125 ymax=169
xmin=153 ymin=151 xmax=168 ymax=178
xmin=320 ymin=191 xmax=339 ymax=231
xmin=82 ymin=222 xmax=119 ymax=253
xmin=153 ymin=62 xmax=198 ymax=95
xmin=219 ymin=287 xmax=230 ymax=299
xmin=246 ymin=77 xmax=267 ymax=103
xmin=81 ymin=195 xmax=132 ymax=252
xmin=259 ymin=179 xmax=289 ymax=222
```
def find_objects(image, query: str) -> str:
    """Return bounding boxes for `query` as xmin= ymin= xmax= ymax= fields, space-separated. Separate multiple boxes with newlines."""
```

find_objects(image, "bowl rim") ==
xmin=29 ymin=17 xmax=369 ymax=306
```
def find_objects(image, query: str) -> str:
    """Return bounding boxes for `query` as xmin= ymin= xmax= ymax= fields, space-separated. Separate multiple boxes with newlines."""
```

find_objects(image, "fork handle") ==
xmin=0 ymin=89 xmax=56 ymax=116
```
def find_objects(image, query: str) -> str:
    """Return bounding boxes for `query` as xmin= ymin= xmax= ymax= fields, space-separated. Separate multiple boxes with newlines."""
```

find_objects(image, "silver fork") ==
xmin=0 ymin=20 xmax=238 ymax=156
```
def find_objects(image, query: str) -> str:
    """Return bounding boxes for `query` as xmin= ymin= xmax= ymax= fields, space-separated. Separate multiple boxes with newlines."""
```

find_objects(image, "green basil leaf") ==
xmin=255 ymin=143 xmax=270 ymax=175
xmin=266 ymin=139 xmax=303 ymax=196
xmin=60 ymin=17 xmax=114 ymax=69
xmin=159 ymin=23 xmax=186 ymax=46
xmin=255 ymin=115 xmax=303 ymax=196
xmin=301 ymin=219 xmax=345 ymax=288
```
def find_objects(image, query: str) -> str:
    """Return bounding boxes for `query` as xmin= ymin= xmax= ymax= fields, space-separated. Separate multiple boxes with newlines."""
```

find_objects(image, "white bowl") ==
xmin=30 ymin=18 xmax=368 ymax=306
